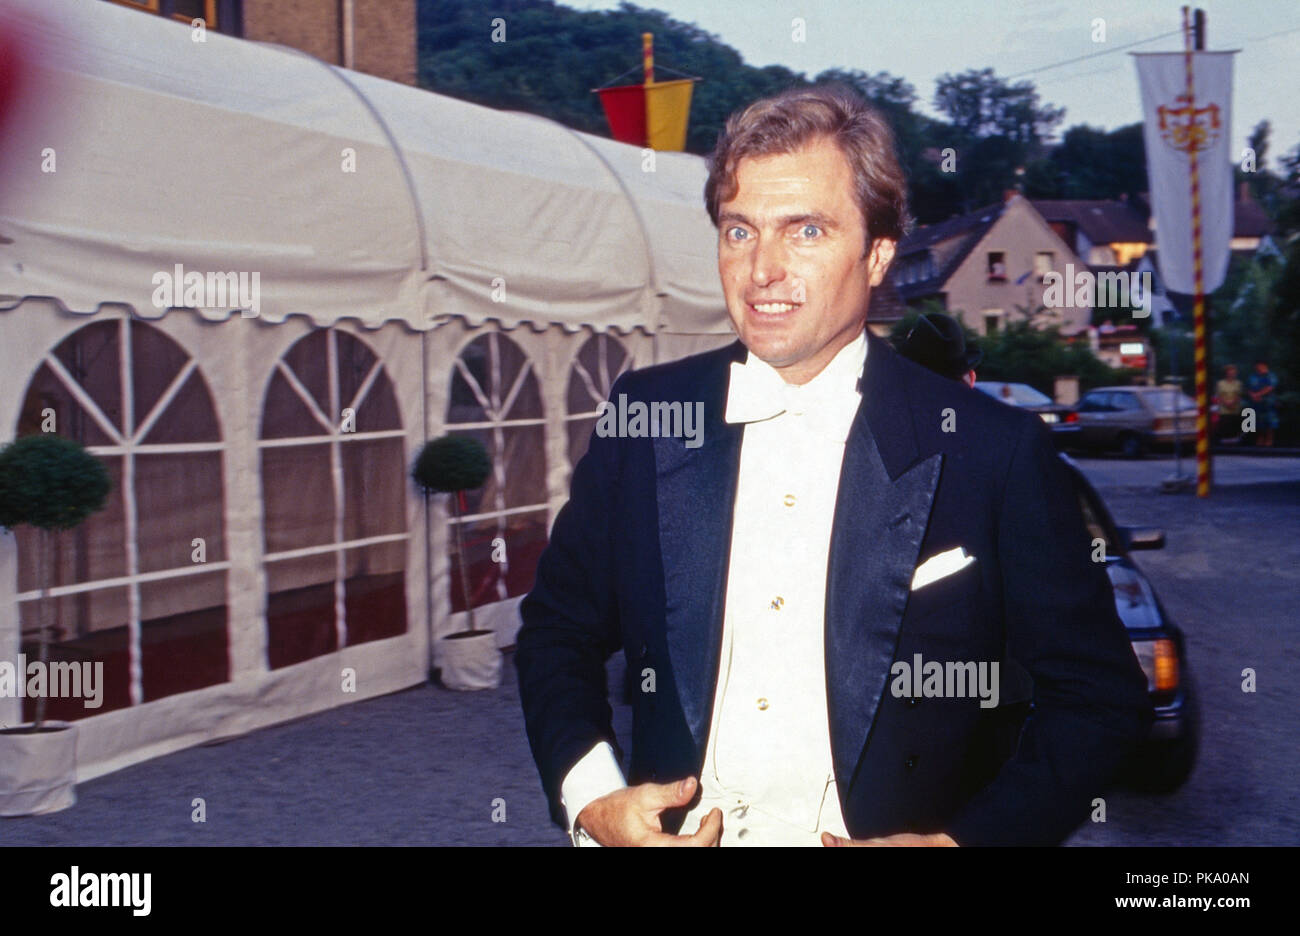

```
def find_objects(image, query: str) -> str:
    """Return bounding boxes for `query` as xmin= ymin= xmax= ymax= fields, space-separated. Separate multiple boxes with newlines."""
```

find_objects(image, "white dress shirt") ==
xmin=561 ymin=331 xmax=867 ymax=846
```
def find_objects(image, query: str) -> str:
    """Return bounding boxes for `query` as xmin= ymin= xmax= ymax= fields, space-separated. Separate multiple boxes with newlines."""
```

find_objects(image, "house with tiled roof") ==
xmin=1031 ymin=198 xmax=1153 ymax=267
xmin=866 ymin=185 xmax=1277 ymax=337
xmin=868 ymin=193 xmax=1090 ymax=337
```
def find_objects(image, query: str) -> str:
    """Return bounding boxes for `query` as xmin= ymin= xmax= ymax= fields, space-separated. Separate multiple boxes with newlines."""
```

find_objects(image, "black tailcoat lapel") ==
xmin=652 ymin=340 xmax=745 ymax=756
xmin=826 ymin=331 xmax=942 ymax=809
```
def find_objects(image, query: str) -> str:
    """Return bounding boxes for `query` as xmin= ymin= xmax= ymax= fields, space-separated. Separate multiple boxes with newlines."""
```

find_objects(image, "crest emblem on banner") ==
xmin=1156 ymin=93 xmax=1221 ymax=153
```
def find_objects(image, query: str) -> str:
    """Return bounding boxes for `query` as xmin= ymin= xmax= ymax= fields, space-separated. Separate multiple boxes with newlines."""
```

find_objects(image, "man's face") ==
xmin=717 ymin=135 xmax=895 ymax=385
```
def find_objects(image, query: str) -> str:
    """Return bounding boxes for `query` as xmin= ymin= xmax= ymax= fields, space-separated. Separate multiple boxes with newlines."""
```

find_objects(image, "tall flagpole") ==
xmin=1182 ymin=7 xmax=1211 ymax=497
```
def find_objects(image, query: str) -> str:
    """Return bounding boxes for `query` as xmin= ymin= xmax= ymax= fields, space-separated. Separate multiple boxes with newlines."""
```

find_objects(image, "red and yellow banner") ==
xmin=595 ymin=33 xmax=695 ymax=151
xmin=596 ymin=78 xmax=695 ymax=151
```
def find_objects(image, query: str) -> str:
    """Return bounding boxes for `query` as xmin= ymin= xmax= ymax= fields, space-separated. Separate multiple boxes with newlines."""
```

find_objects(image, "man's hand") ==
xmin=575 ymin=776 xmax=722 ymax=846
xmin=821 ymin=831 xmax=958 ymax=847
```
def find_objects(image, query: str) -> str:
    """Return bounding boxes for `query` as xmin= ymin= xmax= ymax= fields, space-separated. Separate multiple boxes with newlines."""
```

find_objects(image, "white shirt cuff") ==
xmin=560 ymin=741 xmax=627 ymax=847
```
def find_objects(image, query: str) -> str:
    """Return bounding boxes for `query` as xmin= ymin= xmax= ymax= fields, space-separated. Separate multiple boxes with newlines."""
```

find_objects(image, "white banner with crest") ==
xmin=1133 ymin=51 xmax=1235 ymax=294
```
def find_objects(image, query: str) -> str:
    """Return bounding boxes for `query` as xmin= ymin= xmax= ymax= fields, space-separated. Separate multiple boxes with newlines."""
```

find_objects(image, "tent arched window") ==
xmin=564 ymin=334 xmax=633 ymax=469
xmin=13 ymin=317 xmax=228 ymax=719
xmin=259 ymin=328 xmax=407 ymax=669
xmin=445 ymin=332 xmax=548 ymax=613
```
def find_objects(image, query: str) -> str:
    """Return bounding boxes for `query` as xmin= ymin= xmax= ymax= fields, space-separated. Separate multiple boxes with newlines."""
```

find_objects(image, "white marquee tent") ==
xmin=0 ymin=0 xmax=732 ymax=781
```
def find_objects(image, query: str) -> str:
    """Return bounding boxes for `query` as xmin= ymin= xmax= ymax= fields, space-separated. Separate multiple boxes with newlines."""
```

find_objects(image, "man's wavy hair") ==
xmin=704 ymin=84 xmax=912 ymax=260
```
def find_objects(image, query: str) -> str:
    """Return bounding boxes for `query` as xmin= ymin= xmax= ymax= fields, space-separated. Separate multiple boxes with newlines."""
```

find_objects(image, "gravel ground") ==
xmin=1 ymin=651 xmax=632 ymax=846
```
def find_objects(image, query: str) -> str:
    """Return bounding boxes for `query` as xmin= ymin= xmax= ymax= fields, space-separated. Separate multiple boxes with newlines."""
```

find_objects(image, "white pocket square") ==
xmin=911 ymin=546 xmax=975 ymax=591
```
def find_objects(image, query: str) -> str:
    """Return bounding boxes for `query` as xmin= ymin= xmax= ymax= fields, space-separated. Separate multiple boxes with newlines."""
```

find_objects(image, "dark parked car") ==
xmin=975 ymin=381 xmax=1079 ymax=444
xmin=1060 ymin=453 xmax=1198 ymax=791
xmin=1072 ymin=386 xmax=1196 ymax=457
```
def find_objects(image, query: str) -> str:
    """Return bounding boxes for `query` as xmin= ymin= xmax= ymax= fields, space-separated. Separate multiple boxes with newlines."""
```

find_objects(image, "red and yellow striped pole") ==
xmin=1182 ymin=7 xmax=1211 ymax=497
xmin=643 ymin=32 xmax=654 ymax=85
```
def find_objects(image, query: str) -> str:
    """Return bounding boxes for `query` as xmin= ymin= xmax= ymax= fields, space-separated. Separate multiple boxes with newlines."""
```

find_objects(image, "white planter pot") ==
xmin=439 ymin=631 xmax=501 ymax=691
xmin=0 ymin=721 xmax=78 ymax=816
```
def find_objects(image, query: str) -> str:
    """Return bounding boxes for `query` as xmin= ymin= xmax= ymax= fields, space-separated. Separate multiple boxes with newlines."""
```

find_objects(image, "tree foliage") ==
xmin=1023 ymin=123 xmax=1147 ymax=201
xmin=933 ymin=68 xmax=1064 ymax=145
xmin=975 ymin=320 xmax=1135 ymax=395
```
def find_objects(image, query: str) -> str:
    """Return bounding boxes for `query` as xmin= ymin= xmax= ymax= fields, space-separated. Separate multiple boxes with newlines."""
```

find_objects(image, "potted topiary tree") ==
xmin=411 ymin=433 xmax=500 ymax=691
xmin=0 ymin=434 xmax=111 ymax=816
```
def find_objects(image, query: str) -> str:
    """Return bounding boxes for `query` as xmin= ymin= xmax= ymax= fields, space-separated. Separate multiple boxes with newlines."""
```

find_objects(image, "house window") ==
xmin=1088 ymin=246 xmax=1118 ymax=266
xmin=14 ymin=318 xmax=230 ymax=719
xmin=105 ymin=0 xmax=224 ymax=31
xmin=1034 ymin=251 xmax=1054 ymax=280
xmin=982 ymin=309 xmax=1003 ymax=334
xmin=987 ymin=252 xmax=1007 ymax=282
xmin=260 ymin=328 xmax=408 ymax=669
xmin=170 ymin=0 xmax=214 ymax=24
xmin=445 ymin=332 xmax=549 ymax=614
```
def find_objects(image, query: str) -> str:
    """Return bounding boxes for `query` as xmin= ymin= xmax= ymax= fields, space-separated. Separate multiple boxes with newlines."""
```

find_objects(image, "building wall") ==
xmin=351 ymin=0 xmax=417 ymax=86
xmin=244 ymin=0 xmax=416 ymax=86
xmin=244 ymin=0 xmax=336 ymax=63
xmin=944 ymin=196 xmax=1090 ymax=337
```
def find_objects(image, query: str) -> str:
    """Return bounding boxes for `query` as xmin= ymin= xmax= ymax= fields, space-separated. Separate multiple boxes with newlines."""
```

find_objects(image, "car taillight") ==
xmin=1153 ymin=417 xmax=1171 ymax=432
xmin=1154 ymin=639 xmax=1179 ymax=692
xmin=1064 ymin=411 xmax=1078 ymax=423
xmin=1132 ymin=638 xmax=1179 ymax=693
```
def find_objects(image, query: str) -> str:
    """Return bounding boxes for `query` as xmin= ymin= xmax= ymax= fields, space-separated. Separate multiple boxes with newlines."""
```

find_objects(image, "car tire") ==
xmin=1117 ymin=432 xmax=1145 ymax=459
xmin=1127 ymin=670 xmax=1200 ymax=793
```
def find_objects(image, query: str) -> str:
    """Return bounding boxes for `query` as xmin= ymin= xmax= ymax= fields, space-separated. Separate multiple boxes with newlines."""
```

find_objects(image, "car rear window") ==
xmin=1145 ymin=390 xmax=1197 ymax=411
xmin=977 ymin=383 xmax=1052 ymax=406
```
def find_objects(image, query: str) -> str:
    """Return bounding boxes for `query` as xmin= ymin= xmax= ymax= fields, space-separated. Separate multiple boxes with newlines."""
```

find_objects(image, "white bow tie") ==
xmin=724 ymin=357 xmax=861 ymax=441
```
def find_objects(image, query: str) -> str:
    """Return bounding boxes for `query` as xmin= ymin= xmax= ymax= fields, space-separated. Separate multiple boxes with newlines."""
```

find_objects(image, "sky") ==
xmin=567 ymin=0 xmax=1300 ymax=168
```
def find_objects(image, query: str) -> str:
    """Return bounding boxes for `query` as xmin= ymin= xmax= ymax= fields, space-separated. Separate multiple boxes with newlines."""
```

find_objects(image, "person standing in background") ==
xmin=1214 ymin=364 xmax=1244 ymax=444
xmin=1245 ymin=360 xmax=1278 ymax=448
xmin=898 ymin=312 xmax=981 ymax=387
